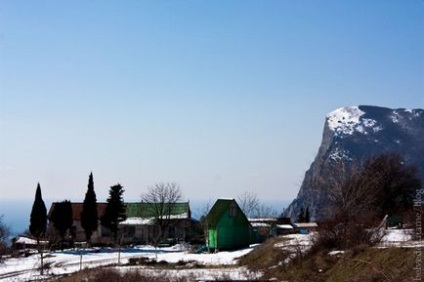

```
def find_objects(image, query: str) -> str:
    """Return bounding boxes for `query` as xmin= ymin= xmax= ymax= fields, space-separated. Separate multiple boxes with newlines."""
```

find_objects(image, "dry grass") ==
xmin=239 ymin=236 xmax=422 ymax=282
xmin=238 ymin=236 xmax=291 ymax=272
xmin=53 ymin=267 xmax=189 ymax=282
xmin=325 ymin=247 xmax=420 ymax=282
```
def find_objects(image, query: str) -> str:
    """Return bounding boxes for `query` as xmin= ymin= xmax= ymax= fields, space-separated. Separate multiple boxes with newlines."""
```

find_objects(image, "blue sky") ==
xmin=0 ymin=1 xmax=423 ymax=206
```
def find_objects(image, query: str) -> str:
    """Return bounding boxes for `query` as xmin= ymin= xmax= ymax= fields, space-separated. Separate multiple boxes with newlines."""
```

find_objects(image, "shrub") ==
xmin=311 ymin=214 xmax=384 ymax=254
xmin=58 ymin=267 xmax=188 ymax=282
xmin=239 ymin=237 xmax=290 ymax=271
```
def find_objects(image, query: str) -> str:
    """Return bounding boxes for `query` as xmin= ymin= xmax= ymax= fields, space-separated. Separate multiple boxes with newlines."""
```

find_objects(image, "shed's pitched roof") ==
xmin=125 ymin=202 xmax=190 ymax=218
xmin=48 ymin=202 xmax=107 ymax=221
xmin=206 ymin=198 xmax=248 ymax=227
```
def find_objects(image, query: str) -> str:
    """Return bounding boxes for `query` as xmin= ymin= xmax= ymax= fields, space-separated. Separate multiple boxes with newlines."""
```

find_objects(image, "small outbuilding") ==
xmin=249 ymin=218 xmax=277 ymax=243
xmin=292 ymin=222 xmax=318 ymax=234
xmin=205 ymin=198 xmax=251 ymax=251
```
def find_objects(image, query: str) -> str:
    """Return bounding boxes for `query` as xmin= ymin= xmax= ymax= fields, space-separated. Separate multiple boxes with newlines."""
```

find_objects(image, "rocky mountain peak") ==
xmin=284 ymin=105 xmax=424 ymax=221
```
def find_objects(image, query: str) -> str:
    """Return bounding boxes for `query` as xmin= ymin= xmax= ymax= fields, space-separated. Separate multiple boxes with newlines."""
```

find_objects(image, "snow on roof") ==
xmin=248 ymin=218 xmax=277 ymax=222
xmin=277 ymin=224 xmax=294 ymax=229
xmin=13 ymin=237 xmax=48 ymax=245
xmin=293 ymin=222 xmax=318 ymax=228
xmin=120 ymin=213 xmax=189 ymax=225
xmin=251 ymin=222 xmax=269 ymax=228
xmin=120 ymin=217 xmax=154 ymax=225
xmin=13 ymin=237 xmax=37 ymax=245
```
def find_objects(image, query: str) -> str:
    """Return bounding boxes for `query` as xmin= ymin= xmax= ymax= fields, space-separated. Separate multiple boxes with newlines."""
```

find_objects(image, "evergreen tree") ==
xmin=50 ymin=200 xmax=73 ymax=249
xmin=101 ymin=184 xmax=126 ymax=243
xmin=0 ymin=215 xmax=10 ymax=263
xmin=29 ymin=183 xmax=47 ymax=243
xmin=297 ymin=207 xmax=305 ymax=223
xmin=305 ymin=206 xmax=310 ymax=223
xmin=81 ymin=172 xmax=98 ymax=243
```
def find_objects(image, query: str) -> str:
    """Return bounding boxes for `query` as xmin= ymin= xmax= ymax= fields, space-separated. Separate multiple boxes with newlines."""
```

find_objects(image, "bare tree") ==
xmin=364 ymin=153 xmax=421 ymax=218
xmin=322 ymin=158 xmax=379 ymax=223
xmin=238 ymin=192 xmax=278 ymax=218
xmin=257 ymin=203 xmax=279 ymax=218
xmin=324 ymin=153 xmax=421 ymax=223
xmin=140 ymin=182 xmax=183 ymax=245
xmin=238 ymin=191 xmax=260 ymax=218
xmin=0 ymin=215 xmax=10 ymax=263
xmin=316 ymin=153 xmax=421 ymax=249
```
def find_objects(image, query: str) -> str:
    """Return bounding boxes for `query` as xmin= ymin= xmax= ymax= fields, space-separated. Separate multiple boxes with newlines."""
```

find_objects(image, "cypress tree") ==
xmin=101 ymin=183 xmax=126 ymax=243
xmin=50 ymin=200 xmax=73 ymax=250
xmin=297 ymin=207 xmax=305 ymax=223
xmin=305 ymin=206 xmax=310 ymax=223
xmin=29 ymin=183 xmax=47 ymax=243
xmin=81 ymin=172 xmax=98 ymax=243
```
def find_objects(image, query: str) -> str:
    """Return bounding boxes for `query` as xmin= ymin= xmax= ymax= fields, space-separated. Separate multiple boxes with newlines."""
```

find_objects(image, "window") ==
xmin=124 ymin=226 xmax=135 ymax=238
xmin=229 ymin=202 xmax=238 ymax=218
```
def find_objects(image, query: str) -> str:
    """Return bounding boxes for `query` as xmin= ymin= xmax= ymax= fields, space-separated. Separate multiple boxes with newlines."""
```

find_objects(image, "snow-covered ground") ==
xmin=1 ymin=229 xmax=422 ymax=281
xmin=274 ymin=232 xmax=316 ymax=263
xmin=381 ymin=228 xmax=413 ymax=243
xmin=0 ymin=244 xmax=257 ymax=281
xmin=379 ymin=228 xmax=424 ymax=248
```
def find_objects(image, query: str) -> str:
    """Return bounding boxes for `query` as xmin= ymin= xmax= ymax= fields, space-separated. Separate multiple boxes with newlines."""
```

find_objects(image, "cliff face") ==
xmin=285 ymin=105 xmax=424 ymax=221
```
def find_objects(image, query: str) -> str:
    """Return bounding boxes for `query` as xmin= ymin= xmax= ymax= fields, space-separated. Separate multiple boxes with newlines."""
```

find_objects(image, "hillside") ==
xmin=239 ymin=229 xmax=422 ymax=282
xmin=285 ymin=105 xmax=424 ymax=221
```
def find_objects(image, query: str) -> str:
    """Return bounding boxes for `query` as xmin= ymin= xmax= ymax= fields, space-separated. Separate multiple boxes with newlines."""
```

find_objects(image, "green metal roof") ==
xmin=125 ymin=202 xmax=190 ymax=218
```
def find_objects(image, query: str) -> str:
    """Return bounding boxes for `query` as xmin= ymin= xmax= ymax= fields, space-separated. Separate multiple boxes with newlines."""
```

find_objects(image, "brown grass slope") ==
xmin=239 ymin=238 xmax=423 ymax=282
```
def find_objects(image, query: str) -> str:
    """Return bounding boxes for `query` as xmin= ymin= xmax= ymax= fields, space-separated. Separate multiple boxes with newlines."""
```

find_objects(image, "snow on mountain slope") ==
xmin=326 ymin=106 xmax=382 ymax=136
xmin=327 ymin=106 xmax=365 ymax=134
xmin=285 ymin=105 xmax=424 ymax=221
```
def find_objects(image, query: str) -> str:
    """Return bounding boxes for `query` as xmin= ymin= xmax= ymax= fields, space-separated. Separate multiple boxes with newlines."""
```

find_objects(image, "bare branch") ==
xmin=237 ymin=191 xmax=260 ymax=218
xmin=140 ymin=182 xmax=184 ymax=244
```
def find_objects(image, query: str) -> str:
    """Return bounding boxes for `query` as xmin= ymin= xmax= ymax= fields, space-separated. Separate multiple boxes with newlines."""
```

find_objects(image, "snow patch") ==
xmin=329 ymin=148 xmax=351 ymax=162
xmin=327 ymin=107 xmax=380 ymax=136
xmin=373 ymin=125 xmax=383 ymax=132
xmin=328 ymin=250 xmax=345 ymax=256
xmin=382 ymin=229 xmax=413 ymax=243
xmin=390 ymin=111 xmax=400 ymax=123
xmin=327 ymin=106 xmax=364 ymax=135
xmin=405 ymin=109 xmax=422 ymax=118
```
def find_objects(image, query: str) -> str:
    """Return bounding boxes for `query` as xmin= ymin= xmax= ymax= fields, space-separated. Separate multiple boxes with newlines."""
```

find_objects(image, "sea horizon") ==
xmin=0 ymin=198 xmax=291 ymax=240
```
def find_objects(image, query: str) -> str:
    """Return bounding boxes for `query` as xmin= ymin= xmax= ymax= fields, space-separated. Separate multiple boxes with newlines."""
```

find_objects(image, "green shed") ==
xmin=205 ymin=199 xmax=252 ymax=251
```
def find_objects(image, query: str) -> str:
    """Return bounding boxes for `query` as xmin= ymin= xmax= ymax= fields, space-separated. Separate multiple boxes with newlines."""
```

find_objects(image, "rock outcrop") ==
xmin=285 ymin=105 xmax=424 ymax=221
